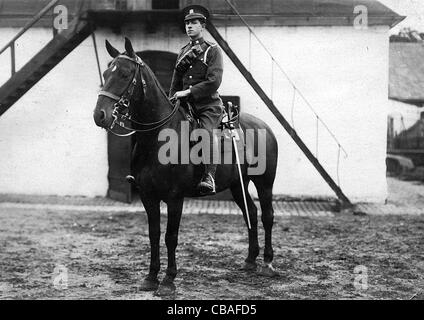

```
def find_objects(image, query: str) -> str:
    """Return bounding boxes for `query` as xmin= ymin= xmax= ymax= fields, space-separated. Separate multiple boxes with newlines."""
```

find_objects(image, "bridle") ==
xmin=98 ymin=54 xmax=180 ymax=137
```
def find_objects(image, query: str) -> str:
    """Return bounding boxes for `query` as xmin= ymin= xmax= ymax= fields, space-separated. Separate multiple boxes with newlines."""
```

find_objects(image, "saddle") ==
xmin=180 ymin=99 xmax=241 ymax=131
xmin=176 ymin=99 xmax=245 ymax=156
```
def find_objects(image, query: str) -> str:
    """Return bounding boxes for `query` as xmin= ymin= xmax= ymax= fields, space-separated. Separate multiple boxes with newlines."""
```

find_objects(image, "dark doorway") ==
xmin=138 ymin=50 xmax=178 ymax=95
xmin=152 ymin=0 xmax=179 ymax=9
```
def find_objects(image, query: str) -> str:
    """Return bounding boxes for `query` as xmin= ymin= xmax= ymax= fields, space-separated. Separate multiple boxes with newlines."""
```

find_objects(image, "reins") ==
xmin=98 ymin=54 xmax=180 ymax=136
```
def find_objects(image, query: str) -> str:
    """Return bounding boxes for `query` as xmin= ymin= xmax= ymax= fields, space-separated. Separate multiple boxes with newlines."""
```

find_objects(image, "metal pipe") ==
xmin=91 ymin=32 xmax=104 ymax=87
xmin=10 ymin=42 xmax=15 ymax=76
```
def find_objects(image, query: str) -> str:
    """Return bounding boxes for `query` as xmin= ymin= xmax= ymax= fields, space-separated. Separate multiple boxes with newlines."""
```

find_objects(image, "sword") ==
xmin=228 ymin=102 xmax=251 ymax=230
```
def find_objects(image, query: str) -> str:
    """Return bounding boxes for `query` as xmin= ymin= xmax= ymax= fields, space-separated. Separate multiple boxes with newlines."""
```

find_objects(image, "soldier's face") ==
xmin=185 ymin=19 xmax=204 ymax=39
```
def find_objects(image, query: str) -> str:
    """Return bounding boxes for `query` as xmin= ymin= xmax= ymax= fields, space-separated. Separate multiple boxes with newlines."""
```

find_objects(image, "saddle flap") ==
xmin=221 ymin=123 xmax=245 ymax=156
xmin=220 ymin=102 xmax=241 ymax=129
xmin=175 ymin=99 xmax=245 ymax=157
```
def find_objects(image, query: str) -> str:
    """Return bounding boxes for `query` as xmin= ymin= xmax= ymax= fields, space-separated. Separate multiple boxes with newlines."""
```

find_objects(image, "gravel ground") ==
xmin=387 ymin=177 xmax=424 ymax=207
xmin=0 ymin=204 xmax=422 ymax=300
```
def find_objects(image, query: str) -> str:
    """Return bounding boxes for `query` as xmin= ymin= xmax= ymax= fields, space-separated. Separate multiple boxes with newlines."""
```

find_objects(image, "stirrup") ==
xmin=198 ymin=173 xmax=216 ymax=195
xmin=126 ymin=175 xmax=136 ymax=184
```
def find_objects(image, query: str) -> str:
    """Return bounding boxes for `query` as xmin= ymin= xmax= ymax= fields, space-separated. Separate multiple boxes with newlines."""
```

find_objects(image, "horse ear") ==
xmin=105 ymin=40 xmax=119 ymax=58
xmin=124 ymin=37 xmax=136 ymax=58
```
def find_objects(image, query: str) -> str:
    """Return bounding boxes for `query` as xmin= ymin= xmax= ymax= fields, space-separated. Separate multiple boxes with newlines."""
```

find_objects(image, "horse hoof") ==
xmin=139 ymin=278 xmax=159 ymax=291
xmin=154 ymin=282 xmax=176 ymax=297
xmin=258 ymin=263 xmax=279 ymax=277
xmin=242 ymin=262 xmax=257 ymax=271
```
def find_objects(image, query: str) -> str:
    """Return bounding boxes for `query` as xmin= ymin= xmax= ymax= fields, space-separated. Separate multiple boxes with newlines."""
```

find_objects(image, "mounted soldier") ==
xmin=94 ymin=35 xmax=278 ymax=296
xmin=169 ymin=4 xmax=224 ymax=196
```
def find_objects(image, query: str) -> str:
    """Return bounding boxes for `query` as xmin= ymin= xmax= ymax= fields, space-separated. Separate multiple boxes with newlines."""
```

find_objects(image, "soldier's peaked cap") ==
xmin=183 ymin=5 xmax=210 ymax=22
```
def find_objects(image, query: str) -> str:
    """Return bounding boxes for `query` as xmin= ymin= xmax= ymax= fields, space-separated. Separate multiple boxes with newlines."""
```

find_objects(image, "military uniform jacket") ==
xmin=169 ymin=38 xmax=224 ymax=111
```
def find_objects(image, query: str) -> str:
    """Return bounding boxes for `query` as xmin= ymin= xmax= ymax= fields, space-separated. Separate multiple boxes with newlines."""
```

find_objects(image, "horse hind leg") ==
xmin=253 ymin=178 xmax=278 ymax=277
xmin=230 ymin=182 xmax=259 ymax=271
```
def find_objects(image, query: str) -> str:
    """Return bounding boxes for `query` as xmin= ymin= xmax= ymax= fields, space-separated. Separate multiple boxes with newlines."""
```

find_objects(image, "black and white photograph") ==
xmin=0 ymin=0 xmax=423 ymax=304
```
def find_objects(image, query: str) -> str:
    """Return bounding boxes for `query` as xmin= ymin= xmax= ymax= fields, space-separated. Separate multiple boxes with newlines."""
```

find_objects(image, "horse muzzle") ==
xmin=93 ymin=108 xmax=110 ymax=128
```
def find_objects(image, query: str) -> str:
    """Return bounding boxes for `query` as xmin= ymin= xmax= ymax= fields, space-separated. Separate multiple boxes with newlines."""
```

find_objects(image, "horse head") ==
xmin=93 ymin=37 xmax=145 ymax=129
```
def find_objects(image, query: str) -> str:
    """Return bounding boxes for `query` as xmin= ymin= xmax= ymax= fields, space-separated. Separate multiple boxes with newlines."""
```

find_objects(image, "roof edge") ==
xmin=211 ymin=14 xmax=406 ymax=28
xmin=390 ymin=15 xmax=406 ymax=29
xmin=389 ymin=97 xmax=424 ymax=106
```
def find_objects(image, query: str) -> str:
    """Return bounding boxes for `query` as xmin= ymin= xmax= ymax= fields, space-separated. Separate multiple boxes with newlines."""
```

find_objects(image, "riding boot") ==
xmin=197 ymin=164 xmax=217 ymax=195
xmin=197 ymin=132 xmax=219 ymax=195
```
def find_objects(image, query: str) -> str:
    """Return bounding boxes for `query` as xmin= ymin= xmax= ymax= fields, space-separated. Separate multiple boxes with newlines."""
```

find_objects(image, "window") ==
xmin=152 ymin=0 xmax=179 ymax=9
xmin=115 ymin=0 xmax=127 ymax=10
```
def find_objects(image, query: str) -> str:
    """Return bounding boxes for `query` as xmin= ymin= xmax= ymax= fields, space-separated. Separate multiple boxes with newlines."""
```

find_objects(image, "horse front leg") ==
xmin=139 ymin=197 xmax=161 ymax=291
xmin=155 ymin=197 xmax=184 ymax=296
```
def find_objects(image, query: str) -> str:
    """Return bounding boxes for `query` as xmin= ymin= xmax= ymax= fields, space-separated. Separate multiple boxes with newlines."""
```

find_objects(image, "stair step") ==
xmin=5 ymin=94 xmax=19 ymax=101
xmin=33 ymin=67 xmax=50 ymax=74
xmin=5 ymin=89 xmax=28 ymax=101
xmin=45 ymin=54 xmax=66 ymax=65
xmin=0 ymin=24 xmax=93 ymax=116
xmin=41 ymin=62 xmax=56 ymax=69
xmin=24 ymin=77 xmax=37 ymax=83
xmin=61 ymin=43 xmax=75 ymax=50
xmin=16 ymin=87 xmax=28 ymax=93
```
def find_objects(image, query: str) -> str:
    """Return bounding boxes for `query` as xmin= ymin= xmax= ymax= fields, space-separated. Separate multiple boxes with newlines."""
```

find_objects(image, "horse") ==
xmin=93 ymin=38 xmax=279 ymax=296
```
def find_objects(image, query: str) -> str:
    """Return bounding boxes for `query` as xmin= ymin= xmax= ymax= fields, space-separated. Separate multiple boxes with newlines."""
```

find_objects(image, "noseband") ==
xmin=98 ymin=54 xmax=179 ymax=136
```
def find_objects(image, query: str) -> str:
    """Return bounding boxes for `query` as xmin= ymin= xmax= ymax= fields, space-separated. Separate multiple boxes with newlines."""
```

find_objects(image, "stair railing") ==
xmin=0 ymin=0 xmax=59 ymax=77
xmin=208 ymin=0 xmax=351 ymax=204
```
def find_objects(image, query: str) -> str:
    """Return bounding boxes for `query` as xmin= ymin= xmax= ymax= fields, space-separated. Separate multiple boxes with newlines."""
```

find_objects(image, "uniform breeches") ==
xmin=196 ymin=105 xmax=223 ymax=165
xmin=196 ymin=105 xmax=223 ymax=131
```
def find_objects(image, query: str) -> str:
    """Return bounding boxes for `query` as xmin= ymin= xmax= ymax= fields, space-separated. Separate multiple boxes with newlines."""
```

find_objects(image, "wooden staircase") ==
xmin=205 ymin=0 xmax=352 ymax=206
xmin=0 ymin=15 xmax=94 ymax=117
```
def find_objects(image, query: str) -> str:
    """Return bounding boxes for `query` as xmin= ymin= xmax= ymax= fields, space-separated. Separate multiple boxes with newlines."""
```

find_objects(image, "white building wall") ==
xmin=215 ymin=25 xmax=390 ymax=203
xmin=0 ymin=23 xmax=390 ymax=202
xmin=0 ymin=28 xmax=108 ymax=197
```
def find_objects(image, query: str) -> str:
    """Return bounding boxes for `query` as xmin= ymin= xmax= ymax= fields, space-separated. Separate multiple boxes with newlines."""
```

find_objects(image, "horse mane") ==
xmin=107 ymin=52 xmax=173 ymax=107
xmin=133 ymin=52 xmax=174 ymax=108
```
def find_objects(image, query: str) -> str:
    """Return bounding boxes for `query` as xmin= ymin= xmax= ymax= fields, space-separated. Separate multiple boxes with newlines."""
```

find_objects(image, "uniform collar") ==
xmin=190 ymin=37 xmax=205 ymax=46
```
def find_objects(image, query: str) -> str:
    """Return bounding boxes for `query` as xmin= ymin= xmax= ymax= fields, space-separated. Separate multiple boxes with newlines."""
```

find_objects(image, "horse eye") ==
xmin=122 ymin=71 xmax=132 ymax=78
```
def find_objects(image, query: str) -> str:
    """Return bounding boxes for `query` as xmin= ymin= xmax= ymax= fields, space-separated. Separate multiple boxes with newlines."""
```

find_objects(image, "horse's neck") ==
xmin=135 ymin=87 xmax=170 ymax=124
xmin=133 ymin=78 xmax=185 ymax=150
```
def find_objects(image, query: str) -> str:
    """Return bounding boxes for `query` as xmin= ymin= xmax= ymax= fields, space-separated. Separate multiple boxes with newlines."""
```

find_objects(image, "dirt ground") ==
xmin=0 ymin=204 xmax=423 ymax=300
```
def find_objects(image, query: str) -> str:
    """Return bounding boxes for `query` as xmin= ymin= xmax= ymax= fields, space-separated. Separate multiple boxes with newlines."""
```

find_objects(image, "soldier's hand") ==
xmin=173 ymin=89 xmax=191 ymax=100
